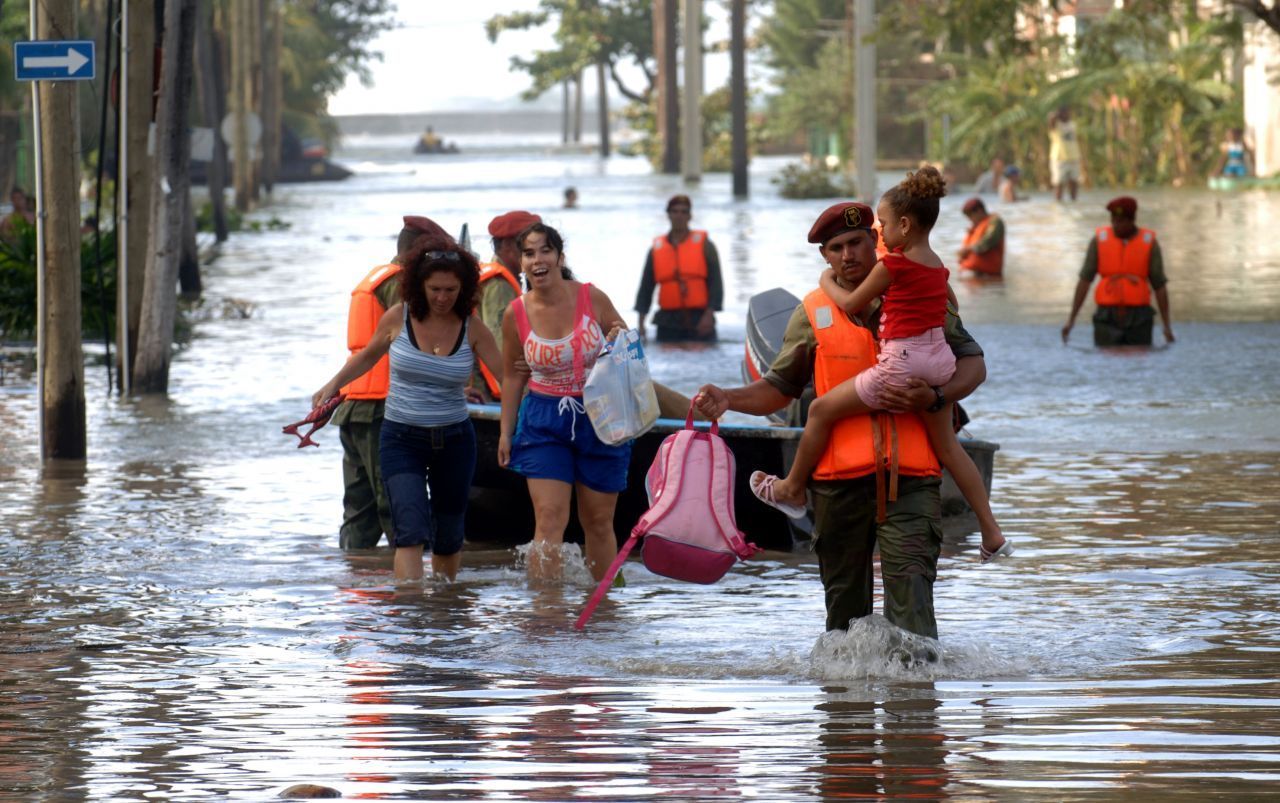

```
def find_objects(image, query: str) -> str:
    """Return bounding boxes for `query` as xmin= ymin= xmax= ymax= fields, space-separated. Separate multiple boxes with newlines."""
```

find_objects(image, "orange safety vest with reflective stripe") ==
xmin=873 ymin=220 xmax=889 ymax=260
xmin=652 ymin=230 xmax=709 ymax=310
xmin=803 ymin=289 xmax=940 ymax=516
xmin=342 ymin=263 xmax=400 ymax=400
xmin=1094 ymin=226 xmax=1154 ymax=306
xmin=475 ymin=261 xmax=522 ymax=398
xmin=959 ymin=215 xmax=1004 ymax=275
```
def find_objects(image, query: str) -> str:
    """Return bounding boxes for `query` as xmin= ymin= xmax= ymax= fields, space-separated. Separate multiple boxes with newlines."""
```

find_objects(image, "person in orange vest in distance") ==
xmin=473 ymin=210 xmax=540 ymax=400
xmin=634 ymin=194 xmax=723 ymax=342
xmin=957 ymin=197 xmax=1004 ymax=276
xmin=332 ymin=216 xmax=436 ymax=550
xmin=1062 ymin=196 xmax=1174 ymax=347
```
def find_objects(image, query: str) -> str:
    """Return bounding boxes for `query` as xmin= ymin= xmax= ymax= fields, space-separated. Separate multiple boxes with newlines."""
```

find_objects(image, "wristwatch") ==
xmin=926 ymin=385 xmax=946 ymax=413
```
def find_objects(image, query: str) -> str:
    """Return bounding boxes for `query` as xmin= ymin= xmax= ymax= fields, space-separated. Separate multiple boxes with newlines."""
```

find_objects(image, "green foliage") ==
xmin=279 ymin=0 xmax=395 ymax=142
xmin=195 ymin=202 xmax=291 ymax=234
xmin=487 ymin=1 xmax=655 ymax=103
xmin=773 ymin=161 xmax=857 ymax=199
xmin=0 ymin=218 xmax=117 ymax=341
xmin=621 ymin=84 xmax=763 ymax=172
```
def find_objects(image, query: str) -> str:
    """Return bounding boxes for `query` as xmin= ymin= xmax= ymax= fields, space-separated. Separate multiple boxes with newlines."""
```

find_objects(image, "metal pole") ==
xmin=30 ymin=0 xmax=46 ymax=461
xmin=730 ymin=0 xmax=748 ymax=198
xmin=118 ymin=0 xmax=131 ymax=395
xmin=854 ymin=0 xmax=876 ymax=204
xmin=681 ymin=0 xmax=702 ymax=182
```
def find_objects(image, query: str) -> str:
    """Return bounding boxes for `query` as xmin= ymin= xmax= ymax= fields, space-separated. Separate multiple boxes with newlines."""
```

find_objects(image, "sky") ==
xmin=327 ymin=1 xmax=732 ymax=116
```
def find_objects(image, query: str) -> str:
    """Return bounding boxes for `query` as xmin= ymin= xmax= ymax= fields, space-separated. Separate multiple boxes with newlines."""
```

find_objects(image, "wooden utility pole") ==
xmin=596 ymin=60 xmax=610 ymax=157
xmin=230 ymin=0 xmax=253 ymax=211
xmin=118 ymin=0 xmax=156 ymax=393
xmin=654 ymin=0 xmax=679 ymax=173
xmin=730 ymin=0 xmax=748 ymax=197
xmin=134 ymin=0 xmax=197 ymax=394
xmin=194 ymin=2 xmax=228 ymax=241
xmin=561 ymin=80 xmax=570 ymax=145
xmin=260 ymin=0 xmax=283 ymax=192
xmin=682 ymin=0 xmax=703 ymax=182
xmin=34 ymin=0 xmax=86 ymax=459
xmin=573 ymin=71 xmax=583 ymax=144
xmin=854 ymin=0 xmax=877 ymax=203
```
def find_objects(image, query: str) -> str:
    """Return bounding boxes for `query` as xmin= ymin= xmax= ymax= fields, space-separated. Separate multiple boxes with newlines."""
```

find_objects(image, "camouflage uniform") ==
xmin=763 ymin=299 xmax=984 ymax=637
xmin=330 ymin=274 xmax=401 ymax=549
xmin=470 ymin=272 xmax=519 ymax=401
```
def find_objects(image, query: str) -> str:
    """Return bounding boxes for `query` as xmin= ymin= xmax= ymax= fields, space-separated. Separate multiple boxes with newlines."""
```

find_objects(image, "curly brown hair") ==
xmin=398 ymin=233 xmax=480 ymax=321
xmin=881 ymin=165 xmax=948 ymax=230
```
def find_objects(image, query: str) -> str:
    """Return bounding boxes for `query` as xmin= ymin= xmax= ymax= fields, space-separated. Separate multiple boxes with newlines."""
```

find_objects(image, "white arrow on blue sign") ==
xmin=14 ymin=40 xmax=96 ymax=81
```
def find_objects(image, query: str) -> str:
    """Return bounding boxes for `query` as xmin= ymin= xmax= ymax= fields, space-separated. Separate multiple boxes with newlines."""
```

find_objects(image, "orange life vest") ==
xmin=652 ymin=230 xmax=710 ymax=310
xmin=1094 ymin=226 xmax=1154 ymax=307
xmin=342 ymin=263 xmax=400 ymax=400
xmin=803 ymin=289 xmax=940 ymax=517
xmin=474 ymin=261 xmax=522 ymax=398
xmin=959 ymin=215 xmax=1004 ymax=275
xmin=479 ymin=261 xmax=522 ymax=296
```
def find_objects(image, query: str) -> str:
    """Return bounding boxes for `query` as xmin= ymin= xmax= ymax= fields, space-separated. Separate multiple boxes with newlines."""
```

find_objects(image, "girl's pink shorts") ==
xmin=854 ymin=327 xmax=956 ymax=410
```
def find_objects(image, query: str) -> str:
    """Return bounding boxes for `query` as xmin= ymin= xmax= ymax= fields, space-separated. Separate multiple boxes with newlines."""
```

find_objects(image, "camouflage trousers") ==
xmin=338 ymin=419 xmax=395 ymax=549
xmin=810 ymin=474 xmax=943 ymax=638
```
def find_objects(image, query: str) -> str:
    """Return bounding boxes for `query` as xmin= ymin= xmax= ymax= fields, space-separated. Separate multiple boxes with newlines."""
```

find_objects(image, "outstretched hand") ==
xmin=694 ymin=385 xmax=728 ymax=419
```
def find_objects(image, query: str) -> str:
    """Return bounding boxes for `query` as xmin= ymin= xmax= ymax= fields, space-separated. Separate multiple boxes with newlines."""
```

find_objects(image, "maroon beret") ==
xmin=487 ymin=210 xmax=542 ymax=239
xmin=1106 ymin=196 xmax=1138 ymax=218
xmin=962 ymin=197 xmax=985 ymax=214
xmin=807 ymin=201 xmax=875 ymax=245
xmin=402 ymin=215 xmax=449 ymax=240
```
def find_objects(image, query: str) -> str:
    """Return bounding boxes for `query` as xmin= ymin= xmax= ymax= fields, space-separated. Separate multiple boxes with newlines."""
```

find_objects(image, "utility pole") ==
xmin=596 ymin=60 xmax=610 ymax=157
xmin=854 ymin=0 xmax=877 ymax=203
xmin=260 ymin=0 xmax=283 ymax=192
xmin=231 ymin=0 xmax=253 ymax=211
xmin=194 ymin=2 xmax=229 ymax=241
xmin=653 ymin=0 xmax=679 ymax=173
xmin=134 ymin=0 xmax=197 ymax=394
xmin=33 ymin=0 xmax=87 ymax=459
xmin=573 ymin=71 xmax=583 ymax=144
xmin=681 ymin=0 xmax=702 ymax=182
xmin=730 ymin=0 xmax=748 ymax=198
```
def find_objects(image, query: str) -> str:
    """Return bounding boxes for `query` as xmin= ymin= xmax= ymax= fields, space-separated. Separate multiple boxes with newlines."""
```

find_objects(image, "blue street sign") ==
xmin=14 ymin=40 xmax=96 ymax=82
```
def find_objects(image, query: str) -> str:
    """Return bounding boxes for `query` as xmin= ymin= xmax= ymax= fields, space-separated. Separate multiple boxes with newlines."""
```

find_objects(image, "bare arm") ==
xmin=1154 ymin=286 xmax=1174 ymax=343
xmin=694 ymin=379 xmax=793 ymax=420
xmin=819 ymin=263 xmax=892 ymax=316
xmin=1062 ymin=276 xmax=1092 ymax=343
xmin=468 ymin=313 xmax=503 ymax=384
xmin=312 ymin=304 xmax=402 ymax=407
xmin=497 ymin=307 xmax=528 ymax=467
xmin=590 ymin=284 xmax=628 ymax=341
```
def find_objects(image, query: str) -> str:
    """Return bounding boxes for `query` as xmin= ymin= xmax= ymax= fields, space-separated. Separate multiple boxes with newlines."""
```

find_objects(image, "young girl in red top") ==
xmin=753 ymin=167 xmax=1011 ymax=561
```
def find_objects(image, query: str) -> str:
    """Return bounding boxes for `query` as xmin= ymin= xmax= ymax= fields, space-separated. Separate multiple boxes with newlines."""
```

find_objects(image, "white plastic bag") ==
xmin=583 ymin=328 xmax=659 ymax=445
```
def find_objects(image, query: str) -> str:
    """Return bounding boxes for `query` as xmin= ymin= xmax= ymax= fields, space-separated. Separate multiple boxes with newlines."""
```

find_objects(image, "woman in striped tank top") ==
xmin=497 ymin=224 xmax=631 ymax=584
xmin=314 ymin=229 xmax=503 ymax=581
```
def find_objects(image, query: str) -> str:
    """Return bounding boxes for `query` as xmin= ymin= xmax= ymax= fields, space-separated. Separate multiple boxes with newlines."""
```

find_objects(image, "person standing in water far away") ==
xmin=1216 ymin=128 xmax=1254 ymax=178
xmin=1063 ymin=196 xmax=1174 ymax=347
xmin=633 ymin=194 xmax=724 ymax=342
xmin=957 ymin=198 xmax=1005 ymax=276
xmin=1049 ymin=107 xmax=1085 ymax=201
xmin=750 ymin=167 xmax=1010 ymax=562
xmin=498 ymin=223 xmax=631 ymax=584
xmin=314 ymin=223 xmax=503 ymax=582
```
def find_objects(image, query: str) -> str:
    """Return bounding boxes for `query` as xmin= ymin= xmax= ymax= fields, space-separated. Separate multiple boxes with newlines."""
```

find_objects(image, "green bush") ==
xmin=773 ymin=161 xmax=856 ymax=199
xmin=0 ymin=218 xmax=117 ymax=340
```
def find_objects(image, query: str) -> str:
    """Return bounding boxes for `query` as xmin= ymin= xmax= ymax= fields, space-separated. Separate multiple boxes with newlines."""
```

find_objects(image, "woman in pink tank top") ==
xmin=497 ymin=223 xmax=633 ymax=584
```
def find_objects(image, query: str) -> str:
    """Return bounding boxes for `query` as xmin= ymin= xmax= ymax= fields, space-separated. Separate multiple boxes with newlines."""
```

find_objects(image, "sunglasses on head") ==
xmin=424 ymin=250 xmax=462 ymax=263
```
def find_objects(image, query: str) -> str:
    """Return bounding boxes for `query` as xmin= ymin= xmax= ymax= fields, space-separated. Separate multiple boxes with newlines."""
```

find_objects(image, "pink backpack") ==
xmin=575 ymin=404 xmax=761 ymax=629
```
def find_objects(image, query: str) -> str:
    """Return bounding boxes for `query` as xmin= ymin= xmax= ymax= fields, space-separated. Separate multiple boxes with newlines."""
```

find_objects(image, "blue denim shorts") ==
xmin=379 ymin=418 xmax=476 ymax=554
xmin=509 ymin=392 xmax=631 ymax=493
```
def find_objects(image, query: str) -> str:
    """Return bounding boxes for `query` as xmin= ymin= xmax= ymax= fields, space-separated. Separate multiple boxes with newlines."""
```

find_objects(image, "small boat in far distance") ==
xmin=465 ymin=288 xmax=999 ymax=552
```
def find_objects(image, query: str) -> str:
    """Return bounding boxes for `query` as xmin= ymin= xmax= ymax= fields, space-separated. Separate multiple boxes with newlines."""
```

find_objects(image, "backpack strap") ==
xmin=511 ymin=296 xmax=531 ymax=343
xmin=574 ymin=532 xmax=640 ymax=630
xmin=705 ymin=431 xmax=762 ymax=560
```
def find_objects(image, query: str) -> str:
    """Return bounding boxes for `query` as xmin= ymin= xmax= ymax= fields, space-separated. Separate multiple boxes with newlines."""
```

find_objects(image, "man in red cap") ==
xmin=694 ymin=201 xmax=989 ymax=648
xmin=634 ymin=194 xmax=724 ymax=342
xmin=332 ymin=216 xmax=447 ymax=550
xmin=957 ymin=197 xmax=1005 ymax=276
xmin=472 ymin=210 xmax=541 ymax=399
xmin=1063 ymin=196 xmax=1174 ymax=347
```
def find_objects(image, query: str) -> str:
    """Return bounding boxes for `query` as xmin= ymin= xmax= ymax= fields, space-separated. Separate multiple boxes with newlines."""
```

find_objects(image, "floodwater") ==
xmin=2 ymin=133 xmax=1279 ymax=800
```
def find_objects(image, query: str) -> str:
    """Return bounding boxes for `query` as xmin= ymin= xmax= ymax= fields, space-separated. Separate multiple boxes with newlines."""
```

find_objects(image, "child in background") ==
xmin=751 ymin=166 xmax=1011 ymax=562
